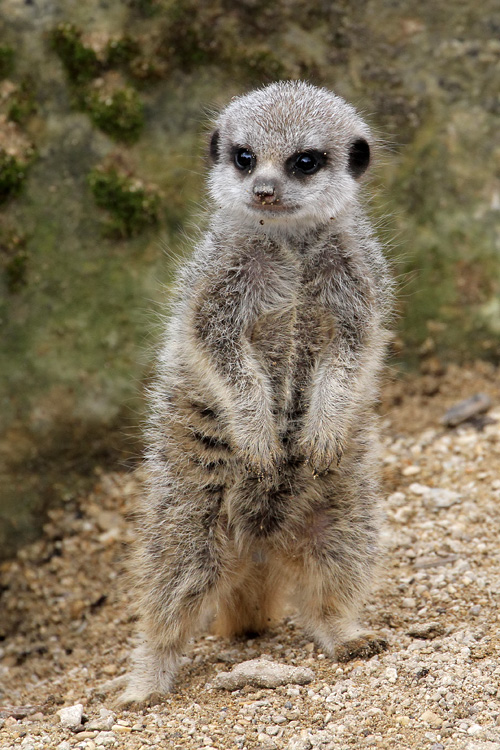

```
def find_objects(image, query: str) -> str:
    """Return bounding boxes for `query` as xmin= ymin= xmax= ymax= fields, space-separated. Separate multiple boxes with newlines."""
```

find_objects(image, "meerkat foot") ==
xmin=335 ymin=632 xmax=388 ymax=663
xmin=99 ymin=673 xmax=129 ymax=696
xmin=116 ymin=687 xmax=165 ymax=710
xmin=115 ymin=642 xmax=180 ymax=708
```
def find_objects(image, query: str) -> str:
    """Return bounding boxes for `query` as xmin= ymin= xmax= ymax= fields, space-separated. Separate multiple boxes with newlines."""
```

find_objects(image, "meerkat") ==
xmin=119 ymin=80 xmax=393 ymax=705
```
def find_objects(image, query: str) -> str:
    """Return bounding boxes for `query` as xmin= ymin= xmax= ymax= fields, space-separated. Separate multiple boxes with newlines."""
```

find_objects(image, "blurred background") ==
xmin=0 ymin=0 xmax=499 ymax=558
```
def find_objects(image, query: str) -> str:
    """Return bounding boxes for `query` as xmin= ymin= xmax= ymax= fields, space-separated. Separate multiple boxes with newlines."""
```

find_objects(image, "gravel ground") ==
xmin=1 ymin=362 xmax=500 ymax=750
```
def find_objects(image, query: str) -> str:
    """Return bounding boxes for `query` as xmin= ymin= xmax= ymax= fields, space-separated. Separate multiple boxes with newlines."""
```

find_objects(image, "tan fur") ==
xmin=119 ymin=81 xmax=393 ymax=705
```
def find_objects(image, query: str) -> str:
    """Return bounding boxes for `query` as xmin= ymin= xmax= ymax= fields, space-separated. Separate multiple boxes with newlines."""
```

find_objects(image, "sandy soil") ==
xmin=1 ymin=362 xmax=500 ymax=750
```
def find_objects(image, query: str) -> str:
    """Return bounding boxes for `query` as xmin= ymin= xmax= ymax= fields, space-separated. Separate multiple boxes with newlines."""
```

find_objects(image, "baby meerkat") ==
xmin=120 ymin=80 xmax=392 ymax=705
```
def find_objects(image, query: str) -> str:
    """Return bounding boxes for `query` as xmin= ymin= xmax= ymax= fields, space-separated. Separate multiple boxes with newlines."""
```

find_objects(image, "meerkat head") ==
xmin=208 ymin=81 xmax=373 ymax=236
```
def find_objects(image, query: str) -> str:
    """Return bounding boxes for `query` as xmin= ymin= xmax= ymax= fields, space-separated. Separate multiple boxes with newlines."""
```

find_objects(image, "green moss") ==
xmin=239 ymin=45 xmax=290 ymax=81
xmin=7 ymin=78 xmax=38 ymax=124
xmin=158 ymin=0 xmax=226 ymax=70
xmin=106 ymin=35 xmax=140 ymax=68
xmin=149 ymin=0 xmax=332 ymax=80
xmin=0 ymin=151 xmax=29 ymax=204
xmin=0 ymin=45 xmax=14 ymax=80
xmin=4 ymin=251 xmax=28 ymax=292
xmin=85 ymin=87 xmax=144 ymax=143
xmin=0 ymin=229 xmax=29 ymax=293
xmin=128 ymin=0 xmax=162 ymax=16
xmin=50 ymin=23 xmax=100 ymax=84
xmin=88 ymin=165 xmax=161 ymax=237
xmin=128 ymin=54 xmax=168 ymax=81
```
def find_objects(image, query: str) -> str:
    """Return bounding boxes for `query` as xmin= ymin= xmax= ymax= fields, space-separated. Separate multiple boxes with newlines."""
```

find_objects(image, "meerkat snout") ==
xmin=253 ymin=181 xmax=278 ymax=204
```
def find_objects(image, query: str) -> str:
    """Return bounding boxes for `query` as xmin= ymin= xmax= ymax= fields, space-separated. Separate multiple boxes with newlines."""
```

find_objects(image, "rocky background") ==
xmin=0 ymin=0 xmax=499 ymax=553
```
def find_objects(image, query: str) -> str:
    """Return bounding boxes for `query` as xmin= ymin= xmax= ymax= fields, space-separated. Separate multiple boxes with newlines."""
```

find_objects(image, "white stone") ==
xmin=402 ymin=465 xmax=421 ymax=476
xmin=57 ymin=704 xmax=84 ymax=728
xmin=385 ymin=667 xmax=398 ymax=683
xmin=95 ymin=731 xmax=117 ymax=746
xmin=467 ymin=724 xmax=483 ymax=736
xmin=409 ymin=483 xmax=430 ymax=495
xmin=430 ymin=488 xmax=461 ymax=508
xmin=257 ymin=733 xmax=277 ymax=750
xmin=209 ymin=658 xmax=315 ymax=690
xmin=266 ymin=725 xmax=280 ymax=736
xmin=87 ymin=709 xmax=116 ymax=732
xmin=420 ymin=710 xmax=443 ymax=728
xmin=287 ymin=735 xmax=313 ymax=750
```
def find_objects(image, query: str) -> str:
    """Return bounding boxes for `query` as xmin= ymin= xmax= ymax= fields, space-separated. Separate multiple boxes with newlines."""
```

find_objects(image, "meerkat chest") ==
xmin=247 ymin=252 xmax=337 ymax=383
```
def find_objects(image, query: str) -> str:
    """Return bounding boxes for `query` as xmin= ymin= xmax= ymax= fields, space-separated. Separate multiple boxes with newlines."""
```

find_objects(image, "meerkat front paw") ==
xmin=298 ymin=430 xmax=344 ymax=476
xmin=237 ymin=431 xmax=284 ymax=484
xmin=242 ymin=447 xmax=284 ymax=486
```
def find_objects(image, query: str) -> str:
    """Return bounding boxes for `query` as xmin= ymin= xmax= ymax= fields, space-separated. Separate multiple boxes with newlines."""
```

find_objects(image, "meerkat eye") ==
xmin=233 ymin=147 xmax=256 ymax=172
xmin=288 ymin=151 xmax=326 ymax=177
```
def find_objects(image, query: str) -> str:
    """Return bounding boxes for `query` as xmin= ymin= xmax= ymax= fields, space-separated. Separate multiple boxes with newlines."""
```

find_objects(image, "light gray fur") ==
xmin=119 ymin=81 xmax=393 ymax=705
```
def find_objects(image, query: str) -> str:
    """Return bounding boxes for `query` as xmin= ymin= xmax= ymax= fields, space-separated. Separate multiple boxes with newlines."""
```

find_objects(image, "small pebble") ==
xmin=257 ymin=733 xmax=277 ymax=750
xmin=287 ymin=735 xmax=313 ymax=750
xmin=266 ymin=724 xmax=280 ymax=736
xmin=402 ymin=465 xmax=420 ymax=476
xmin=57 ymin=704 xmax=84 ymax=728
xmin=420 ymin=710 xmax=443 ymax=728
xmin=95 ymin=731 xmax=117 ymax=746
xmin=385 ymin=667 xmax=398 ymax=683
xmin=402 ymin=597 xmax=417 ymax=608
xmin=87 ymin=709 xmax=116 ymax=732
xmin=467 ymin=723 xmax=483 ymax=735
xmin=395 ymin=716 xmax=410 ymax=727
xmin=111 ymin=724 xmax=131 ymax=733
xmin=408 ymin=622 xmax=445 ymax=639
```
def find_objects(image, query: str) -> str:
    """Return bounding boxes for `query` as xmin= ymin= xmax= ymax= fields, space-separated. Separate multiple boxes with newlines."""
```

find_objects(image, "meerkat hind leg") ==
xmin=117 ymin=538 xmax=224 ymax=705
xmin=295 ymin=569 xmax=388 ymax=662
xmin=292 ymin=504 xmax=387 ymax=662
xmin=297 ymin=585 xmax=387 ymax=662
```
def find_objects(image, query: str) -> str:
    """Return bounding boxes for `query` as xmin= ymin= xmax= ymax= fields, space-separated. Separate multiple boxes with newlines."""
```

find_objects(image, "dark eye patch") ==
xmin=286 ymin=150 xmax=327 ymax=177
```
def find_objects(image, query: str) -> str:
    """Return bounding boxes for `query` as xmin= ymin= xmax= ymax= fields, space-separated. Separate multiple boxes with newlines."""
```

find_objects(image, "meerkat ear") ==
xmin=348 ymin=138 xmax=371 ymax=178
xmin=209 ymin=129 xmax=220 ymax=162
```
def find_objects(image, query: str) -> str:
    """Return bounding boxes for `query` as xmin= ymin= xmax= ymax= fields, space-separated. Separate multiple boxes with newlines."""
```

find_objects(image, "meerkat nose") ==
xmin=253 ymin=183 xmax=278 ymax=204
xmin=253 ymin=183 xmax=275 ymax=197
